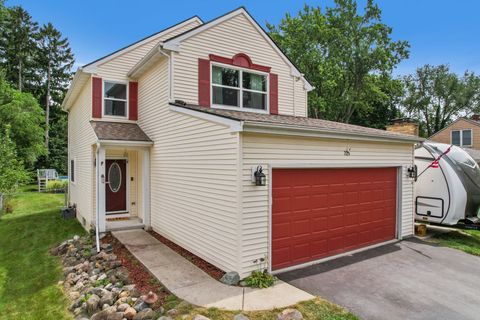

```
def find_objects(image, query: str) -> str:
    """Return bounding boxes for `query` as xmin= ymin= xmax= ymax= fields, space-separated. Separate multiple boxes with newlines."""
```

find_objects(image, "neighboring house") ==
xmin=429 ymin=117 xmax=480 ymax=149
xmin=62 ymin=7 xmax=421 ymax=277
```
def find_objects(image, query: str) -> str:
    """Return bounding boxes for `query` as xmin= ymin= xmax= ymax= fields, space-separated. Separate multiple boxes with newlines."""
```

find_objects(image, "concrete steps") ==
xmin=106 ymin=218 xmax=144 ymax=231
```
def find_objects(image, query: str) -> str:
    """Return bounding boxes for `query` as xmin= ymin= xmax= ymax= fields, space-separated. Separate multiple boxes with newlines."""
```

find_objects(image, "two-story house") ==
xmin=63 ymin=7 xmax=421 ymax=277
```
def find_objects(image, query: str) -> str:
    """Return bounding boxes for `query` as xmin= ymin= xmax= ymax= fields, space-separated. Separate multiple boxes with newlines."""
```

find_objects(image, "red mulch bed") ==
xmin=101 ymin=233 xmax=169 ymax=309
xmin=148 ymin=230 xmax=225 ymax=281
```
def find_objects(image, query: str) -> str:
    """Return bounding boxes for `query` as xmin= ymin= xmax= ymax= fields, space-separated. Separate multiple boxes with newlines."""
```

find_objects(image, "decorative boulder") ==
xmin=234 ymin=314 xmax=250 ymax=320
xmin=219 ymin=271 xmax=240 ymax=286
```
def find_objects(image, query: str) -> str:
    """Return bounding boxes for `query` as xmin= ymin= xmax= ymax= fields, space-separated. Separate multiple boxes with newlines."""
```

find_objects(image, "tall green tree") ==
xmin=350 ymin=75 xmax=404 ymax=129
xmin=0 ymin=6 xmax=38 ymax=92
xmin=34 ymin=22 xmax=74 ymax=149
xmin=0 ymin=125 xmax=29 ymax=195
xmin=267 ymin=0 xmax=409 ymax=123
xmin=402 ymin=64 xmax=480 ymax=137
xmin=0 ymin=74 xmax=45 ymax=168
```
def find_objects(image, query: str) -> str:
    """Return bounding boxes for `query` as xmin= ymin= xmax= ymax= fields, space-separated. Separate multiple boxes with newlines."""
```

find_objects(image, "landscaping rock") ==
xmin=117 ymin=303 xmax=130 ymax=312
xmin=124 ymin=306 xmax=137 ymax=319
xmin=277 ymin=309 xmax=303 ymax=320
xmin=133 ymin=308 xmax=155 ymax=320
xmin=233 ymin=314 xmax=249 ymax=320
xmin=90 ymin=306 xmax=118 ymax=320
xmin=69 ymin=291 xmax=81 ymax=300
xmin=193 ymin=315 xmax=210 ymax=320
xmin=156 ymin=317 xmax=173 ymax=320
xmin=134 ymin=299 xmax=149 ymax=312
xmin=100 ymin=290 xmax=115 ymax=306
xmin=166 ymin=309 xmax=178 ymax=317
xmin=219 ymin=271 xmax=240 ymax=286
xmin=86 ymin=294 xmax=101 ymax=315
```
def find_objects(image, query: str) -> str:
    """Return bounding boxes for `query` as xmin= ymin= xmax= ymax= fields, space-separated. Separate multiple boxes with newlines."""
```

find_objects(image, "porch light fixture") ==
xmin=407 ymin=165 xmax=418 ymax=181
xmin=253 ymin=165 xmax=266 ymax=186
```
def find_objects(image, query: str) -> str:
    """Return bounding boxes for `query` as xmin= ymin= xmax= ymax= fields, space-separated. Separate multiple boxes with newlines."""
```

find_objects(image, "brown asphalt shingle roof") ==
xmin=90 ymin=121 xmax=152 ymax=142
xmin=171 ymin=103 xmax=422 ymax=142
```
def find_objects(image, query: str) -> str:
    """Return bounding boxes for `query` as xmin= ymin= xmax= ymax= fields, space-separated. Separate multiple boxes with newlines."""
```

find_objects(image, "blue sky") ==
xmin=8 ymin=0 xmax=480 ymax=76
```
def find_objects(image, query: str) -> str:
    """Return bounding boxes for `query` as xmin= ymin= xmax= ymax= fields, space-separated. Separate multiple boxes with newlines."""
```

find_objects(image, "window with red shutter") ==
xmin=198 ymin=59 xmax=211 ymax=107
xmin=198 ymin=53 xmax=277 ymax=114
xmin=92 ymin=77 xmax=103 ymax=118
xmin=129 ymin=82 xmax=138 ymax=120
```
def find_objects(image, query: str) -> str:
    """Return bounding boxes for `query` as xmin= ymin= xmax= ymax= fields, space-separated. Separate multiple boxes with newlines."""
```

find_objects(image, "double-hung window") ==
xmin=451 ymin=129 xmax=472 ymax=146
xmin=211 ymin=64 xmax=268 ymax=111
xmin=104 ymin=81 xmax=128 ymax=117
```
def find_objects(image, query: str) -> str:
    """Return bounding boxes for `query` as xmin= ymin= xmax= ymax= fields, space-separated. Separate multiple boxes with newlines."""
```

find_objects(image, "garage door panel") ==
xmin=272 ymin=167 xmax=397 ymax=270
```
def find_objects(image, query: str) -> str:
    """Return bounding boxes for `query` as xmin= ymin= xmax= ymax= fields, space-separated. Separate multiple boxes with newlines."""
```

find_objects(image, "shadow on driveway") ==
xmin=278 ymin=238 xmax=480 ymax=320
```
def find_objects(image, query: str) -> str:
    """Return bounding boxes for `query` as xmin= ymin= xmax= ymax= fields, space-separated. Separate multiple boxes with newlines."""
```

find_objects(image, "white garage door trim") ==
xmin=267 ymin=162 xmax=404 ymax=275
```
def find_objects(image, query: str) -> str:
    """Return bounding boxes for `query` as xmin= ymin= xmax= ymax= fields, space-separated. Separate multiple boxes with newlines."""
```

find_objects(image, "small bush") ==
xmin=46 ymin=180 xmax=68 ymax=192
xmin=3 ymin=197 xmax=13 ymax=214
xmin=244 ymin=270 xmax=277 ymax=288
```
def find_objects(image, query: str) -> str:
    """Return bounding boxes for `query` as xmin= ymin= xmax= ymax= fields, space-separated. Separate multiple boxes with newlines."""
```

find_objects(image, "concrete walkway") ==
xmin=112 ymin=229 xmax=313 ymax=311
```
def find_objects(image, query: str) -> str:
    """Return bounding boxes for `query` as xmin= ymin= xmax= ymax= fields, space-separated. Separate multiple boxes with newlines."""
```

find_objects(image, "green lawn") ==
xmin=432 ymin=228 xmax=480 ymax=256
xmin=0 ymin=186 xmax=85 ymax=320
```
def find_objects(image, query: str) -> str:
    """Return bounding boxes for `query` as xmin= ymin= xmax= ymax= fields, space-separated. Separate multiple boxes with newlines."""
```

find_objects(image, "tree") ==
xmin=350 ymin=75 xmax=404 ymax=129
xmin=267 ymin=0 xmax=409 ymax=123
xmin=402 ymin=65 xmax=480 ymax=137
xmin=0 ymin=74 xmax=45 ymax=169
xmin=0 ymin=6 xmax=38 ymax=92
xmin=34 ymin=22 xmax=74 ymax=149
xmin=0 ymin=125 xmax=29 ymax=195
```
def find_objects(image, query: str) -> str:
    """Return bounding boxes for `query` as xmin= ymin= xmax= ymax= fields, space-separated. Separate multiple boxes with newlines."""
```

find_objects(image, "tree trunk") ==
xmin=45 ymin=62 xmax=51 ymax=150
xmin=18 ymin=59 xmax=22 ymax=92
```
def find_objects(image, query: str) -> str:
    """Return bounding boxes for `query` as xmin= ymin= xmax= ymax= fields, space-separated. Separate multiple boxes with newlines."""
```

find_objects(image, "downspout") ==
xmin=95 ymin=141 xmax=101 ymax=252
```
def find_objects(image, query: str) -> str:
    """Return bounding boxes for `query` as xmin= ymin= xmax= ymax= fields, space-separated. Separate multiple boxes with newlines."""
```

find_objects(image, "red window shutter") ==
xmin=198 ymin=58 xmax=210 ymax=107
xmin=269 ymin=73 xmax=278 ymax=115
xmin=129 ymin=82 xmax=138 ymax=120
xmin=92 ymin=77 xmax=102 ymax=118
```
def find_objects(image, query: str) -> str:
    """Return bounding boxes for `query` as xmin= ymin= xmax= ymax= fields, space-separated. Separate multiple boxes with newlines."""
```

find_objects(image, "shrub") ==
xmin=244 ymin=270 xmax=277 ymax=288
xmin=46 ymin=180 xmax=68 ymax=192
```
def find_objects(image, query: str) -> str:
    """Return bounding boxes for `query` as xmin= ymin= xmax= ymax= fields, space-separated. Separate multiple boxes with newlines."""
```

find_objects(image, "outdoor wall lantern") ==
xmin=252 ymin=165 xmax=266 ymax=186
xmin=407 ymin=164 xmax=418 ymax=181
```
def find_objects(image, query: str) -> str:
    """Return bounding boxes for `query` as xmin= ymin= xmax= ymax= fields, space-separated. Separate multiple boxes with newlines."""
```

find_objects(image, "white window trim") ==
xmin=210 ymin=62 xmax=269 ymax=114
xmin=451 ymin=129 xmax=473 ymax=147
xmin=102 ymin=79 xmax=129 ymax=119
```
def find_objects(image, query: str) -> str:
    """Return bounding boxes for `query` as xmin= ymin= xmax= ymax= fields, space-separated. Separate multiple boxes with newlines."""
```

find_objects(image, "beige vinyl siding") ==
xmin=137 ymin=57 xmax=241 ymax=273
xmin=68 ymin=78 xmax=97 ymax=228
xmin=172 ymin=13 xmax=307 ymax=116
xmin=240 ymin=133 xmax=415 ymax=276
xmin=96 ymin=20 xmax=201 ymax=80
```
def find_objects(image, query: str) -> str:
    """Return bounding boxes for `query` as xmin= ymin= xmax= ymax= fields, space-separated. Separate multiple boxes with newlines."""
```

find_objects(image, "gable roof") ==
xmin=82 ymin=15 xmax=203 ymax=71
xmin=162 ymin=7 xmax=313 ymax=91
xmin=428 ymin=117 xmax=480 ymax=139
xmin=62 ymin=16 xmax=203 ymax=110
xmin=170 ymin=102 xmax=422 ymax=143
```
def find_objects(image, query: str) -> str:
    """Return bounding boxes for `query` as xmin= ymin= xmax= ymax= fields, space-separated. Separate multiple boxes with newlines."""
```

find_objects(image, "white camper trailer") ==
xmin=414 ymin=142 xmax=480 ymax=225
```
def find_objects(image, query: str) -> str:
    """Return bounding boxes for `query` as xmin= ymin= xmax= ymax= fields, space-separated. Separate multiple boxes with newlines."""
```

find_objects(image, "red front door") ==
xmin=272 ymin=168 xmax=397 ymax=270
xmin=106 ymin=159 xmax=127 ymax=214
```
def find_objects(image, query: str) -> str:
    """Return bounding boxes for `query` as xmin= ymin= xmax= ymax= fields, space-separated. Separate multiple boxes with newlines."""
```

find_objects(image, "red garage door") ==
xmin=272 ymin=167 xmax=397 ymax=270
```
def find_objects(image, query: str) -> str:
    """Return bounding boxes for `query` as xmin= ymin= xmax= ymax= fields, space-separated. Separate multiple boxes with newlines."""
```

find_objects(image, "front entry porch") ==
xmin=95 ymin=142 xmax=152 ymax=233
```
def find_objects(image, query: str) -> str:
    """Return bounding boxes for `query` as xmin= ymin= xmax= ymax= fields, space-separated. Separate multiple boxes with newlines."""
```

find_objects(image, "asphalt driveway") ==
xmin=278 ymin=238 xmax=480 ymax=320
